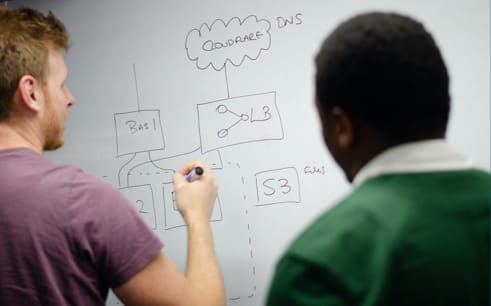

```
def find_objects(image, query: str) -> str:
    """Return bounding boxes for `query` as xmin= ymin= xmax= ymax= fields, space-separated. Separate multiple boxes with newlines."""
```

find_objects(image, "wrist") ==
xmin=183 ymin=213 xmax=211 ymax=228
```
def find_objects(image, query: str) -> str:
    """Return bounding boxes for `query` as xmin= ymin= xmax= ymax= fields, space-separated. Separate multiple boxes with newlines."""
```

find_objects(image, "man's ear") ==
xmin=330 ymin=106 xmax=354 ymax=149
xmin=16 ymin=75 xmax=43 ymax=113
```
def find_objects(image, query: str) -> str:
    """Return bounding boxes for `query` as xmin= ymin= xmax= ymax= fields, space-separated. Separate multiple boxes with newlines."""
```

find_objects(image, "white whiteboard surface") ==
xmin=14 ymin=0 xmax=490 ymax=305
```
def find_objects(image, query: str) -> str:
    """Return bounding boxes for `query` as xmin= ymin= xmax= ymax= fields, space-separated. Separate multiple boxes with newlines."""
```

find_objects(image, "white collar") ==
xmin=353 ymin=139 xmax=474 ymax=187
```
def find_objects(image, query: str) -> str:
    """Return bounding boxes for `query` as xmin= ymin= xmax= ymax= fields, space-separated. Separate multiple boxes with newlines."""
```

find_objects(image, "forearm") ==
xmin=186 ymin=219 xmax=225 ymax=306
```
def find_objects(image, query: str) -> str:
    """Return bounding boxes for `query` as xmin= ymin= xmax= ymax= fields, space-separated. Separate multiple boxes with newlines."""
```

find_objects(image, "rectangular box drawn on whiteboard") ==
xmin=255 ymin=167 xmax=301 ymax=206
xmin=119 ymin=184 xmax=157 ymax=230
xmin=197 ymin=91 xmax=284 ymax=153
xmin=114 ymin=110 xmax=165 ymax=156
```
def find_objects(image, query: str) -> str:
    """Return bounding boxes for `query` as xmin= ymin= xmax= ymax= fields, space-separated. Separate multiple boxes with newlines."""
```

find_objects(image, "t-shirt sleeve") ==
xmin=66 ymin=172 xmax=164 ymax=288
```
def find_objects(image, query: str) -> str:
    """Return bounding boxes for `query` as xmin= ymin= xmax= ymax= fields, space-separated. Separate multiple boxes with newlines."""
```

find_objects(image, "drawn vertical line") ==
xmin=118 ymin=153 xmax=136 ymax=187
xmin=232 ymin=161 xmax=257 ymax=300
xmin=224 ymin=63 xmax=230 ymax=98
xmin=133 ymin=62 xmax=141 ymax=112
xmin=255 ymin=178 xmax=260 ymax=202
xmin=148 ymin=151 xmax=166 ymax=171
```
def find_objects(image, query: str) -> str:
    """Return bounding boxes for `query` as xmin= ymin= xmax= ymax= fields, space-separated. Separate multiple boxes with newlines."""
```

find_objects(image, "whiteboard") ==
xmin=14 ymin=0 xmax=490 ymax=305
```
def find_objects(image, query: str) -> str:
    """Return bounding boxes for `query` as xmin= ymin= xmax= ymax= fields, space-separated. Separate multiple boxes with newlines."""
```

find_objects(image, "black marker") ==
xmin=185 ymin=166 xmax=204 ymax=182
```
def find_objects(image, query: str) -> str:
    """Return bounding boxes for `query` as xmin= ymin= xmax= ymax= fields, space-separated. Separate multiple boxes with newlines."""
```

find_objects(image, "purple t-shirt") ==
xmin=0 ymin=148 xmax=164 ymax=305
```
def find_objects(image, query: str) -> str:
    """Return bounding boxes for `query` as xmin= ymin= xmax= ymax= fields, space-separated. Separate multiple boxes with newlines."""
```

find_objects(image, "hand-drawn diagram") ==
xmin=197 ymin=91 xmax=283 ymax=153
xmin=114 ymin=110 xmax=165 ymax=156
xmin=185 ymin=15 xmax=271 ymax=71
xmin=112 ymin=63 xmax=224 ymax=231
xmin=255 ymin=167 xmax=301 ymax=206
xmin=111 ymin=14 xmax=304 ymax=304
xmin=118 ymin=184 xmax=157 ymax=229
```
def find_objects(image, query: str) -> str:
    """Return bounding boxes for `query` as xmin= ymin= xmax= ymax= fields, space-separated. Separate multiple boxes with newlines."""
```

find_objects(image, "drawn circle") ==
xmin=216 ymin=105 xmax=228 ymax=113
xmin=240 ymin=114 xmax=249 ymax=121
xmin=217 ymin=129 xmax=228 ymax=138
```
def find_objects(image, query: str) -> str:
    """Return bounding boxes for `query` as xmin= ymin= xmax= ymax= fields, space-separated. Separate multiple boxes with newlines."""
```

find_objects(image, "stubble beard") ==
xmin=42 ymin=92 xmax=65 ymax=151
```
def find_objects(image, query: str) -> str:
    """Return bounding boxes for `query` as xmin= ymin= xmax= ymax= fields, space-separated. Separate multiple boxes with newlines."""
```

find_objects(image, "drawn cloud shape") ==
xmin=185 ymin=15 xmax=271 ymax=71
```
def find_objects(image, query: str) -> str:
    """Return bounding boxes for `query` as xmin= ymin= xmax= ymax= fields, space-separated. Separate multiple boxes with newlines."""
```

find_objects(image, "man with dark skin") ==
xmin=267 ymin=11 xmax=489 ymax=306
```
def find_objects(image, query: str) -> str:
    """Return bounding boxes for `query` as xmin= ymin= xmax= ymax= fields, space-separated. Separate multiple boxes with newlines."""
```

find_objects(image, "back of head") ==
xmin=0 ymin=6 xmax=69 ymax=121
xmin=315 ymin=12 xmax=450 ymax=142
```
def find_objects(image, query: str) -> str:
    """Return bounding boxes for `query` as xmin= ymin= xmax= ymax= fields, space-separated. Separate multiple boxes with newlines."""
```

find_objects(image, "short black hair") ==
xmin=315 ymin=12 xmax=450 ymax=141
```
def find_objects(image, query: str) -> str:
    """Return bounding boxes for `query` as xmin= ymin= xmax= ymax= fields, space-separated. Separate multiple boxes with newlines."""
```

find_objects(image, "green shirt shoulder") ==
xmin=267 ymin=170 xmax=490 ymax=306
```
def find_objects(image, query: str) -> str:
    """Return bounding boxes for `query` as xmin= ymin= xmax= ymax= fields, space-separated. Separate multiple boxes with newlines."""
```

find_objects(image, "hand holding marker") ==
xmin=174 ymin=163 xmax=217 ymax=221
xmin=185 ymin=166 xmax=204 ymax=182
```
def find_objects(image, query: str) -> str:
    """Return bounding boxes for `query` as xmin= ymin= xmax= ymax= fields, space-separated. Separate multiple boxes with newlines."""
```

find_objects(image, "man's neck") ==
xmin=0 ymin=121 xmax=43 ymax=154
